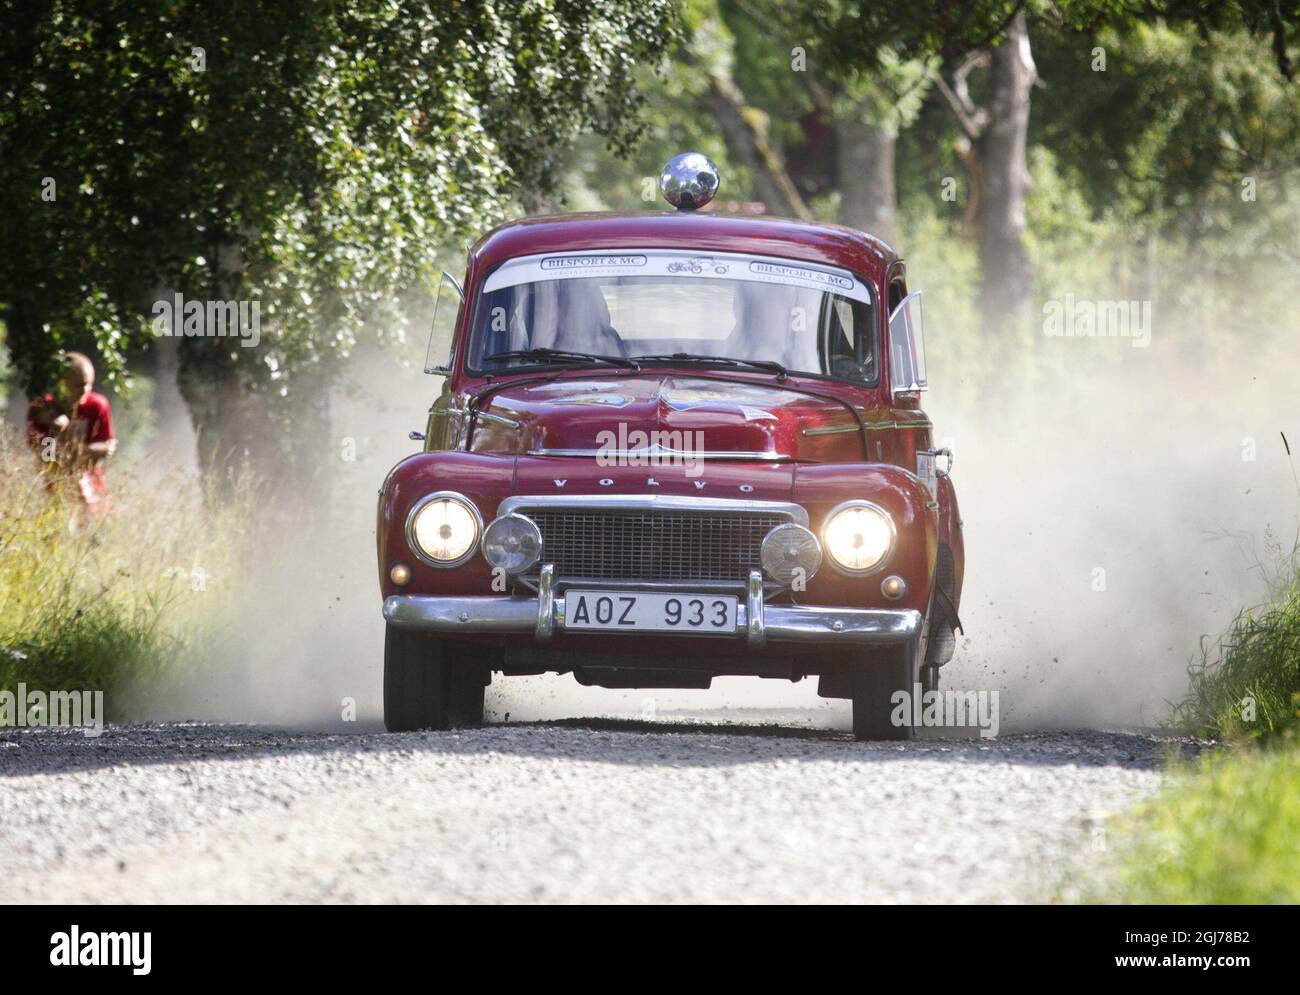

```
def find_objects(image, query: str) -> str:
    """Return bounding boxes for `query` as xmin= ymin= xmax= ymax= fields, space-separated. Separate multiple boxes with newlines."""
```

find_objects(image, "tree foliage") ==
xmin=0 ymin=0 xmax=679 ymax=399
xmin=792 ymin=1 xmax=1300 ymax=80
xmin=1035 ymin=20 xmax=1300 ymax=228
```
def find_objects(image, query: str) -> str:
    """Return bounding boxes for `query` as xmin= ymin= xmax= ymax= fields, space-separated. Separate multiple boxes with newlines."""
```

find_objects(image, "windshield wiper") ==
xmin=633 ymin=353 xmax=787 ymax=380
xmin=483 ymin=347 xmax=640 ymax=371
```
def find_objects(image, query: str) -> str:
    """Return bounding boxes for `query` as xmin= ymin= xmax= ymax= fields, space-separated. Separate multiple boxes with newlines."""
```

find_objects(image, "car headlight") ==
xmin=822 ymin=501 xmax=895 ymax=574
xmin=481 ymin=514 xmax=543 ymax=575
xmin=761 ymin=523 xmax=822 ymax=585
xmin=406 ymin=492 xmax=481 ymax=567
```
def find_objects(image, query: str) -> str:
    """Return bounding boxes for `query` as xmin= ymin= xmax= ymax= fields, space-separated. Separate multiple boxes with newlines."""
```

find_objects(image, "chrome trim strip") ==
xmin=404 ymin=491 xmax=484 ymax=569
xmin=446 ymin=408 xmax=521 ymax=429
xmin=801 ymin=423 xmax=861 ymax=437
xmin=760 ymin=605 xmax=921 ymax=642
xmin=535 ymin=564 xmax=556 ymax=643
xmin=863 ymin=419 xmax=934 ymax=431
xmin=499 ymin=493 xmax=809 ymax=527
xmin=800 ymin=419 xmax=932 ymax=436
xmin=383 ymin=594 xmax=922 ymax=646
xmin=746 ymin=570 xmax=766 ymax=651
xmin=529 ymin=446 xmax=790 ymax=462
xmin=546 ymin=576 xmax=778 ymax=594
xmin=795 ymin=418 xmax=930 ymax=434
xmin=475 ymin=411 xmax=522 ymax=429
xmin=384 ymin=594 xmax=537 ymax=632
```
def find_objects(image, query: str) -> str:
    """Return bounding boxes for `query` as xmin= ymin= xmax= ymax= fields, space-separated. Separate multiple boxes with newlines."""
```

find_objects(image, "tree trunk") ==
xmin=976 ymin=11 xmax=1036 ymax=333
xmin=171 ymin=235 xmax=333 ymax=515
xmin=702 ymin=70 xmax=813 ymax=220
xmin=175 ymin=350 xmax=259 ymax=478
xmin=148 ymin=286 xmax=201 ymax=477
xmin=836 ymin=116 xmax=896 ymax=245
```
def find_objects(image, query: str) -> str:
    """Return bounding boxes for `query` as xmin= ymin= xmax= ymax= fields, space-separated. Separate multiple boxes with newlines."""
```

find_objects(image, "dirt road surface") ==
xmin=0 ymin=720 xmax=1185 ymax=903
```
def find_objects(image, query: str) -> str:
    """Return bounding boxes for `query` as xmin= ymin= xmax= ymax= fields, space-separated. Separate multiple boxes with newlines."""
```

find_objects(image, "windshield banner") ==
xmin=482 ymin=249 xmax=872 ymax=303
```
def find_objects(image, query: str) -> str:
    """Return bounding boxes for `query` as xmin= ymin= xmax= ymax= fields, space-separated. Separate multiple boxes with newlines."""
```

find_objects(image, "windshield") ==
xmin=467 ymin=249 xmax=877 ymax=383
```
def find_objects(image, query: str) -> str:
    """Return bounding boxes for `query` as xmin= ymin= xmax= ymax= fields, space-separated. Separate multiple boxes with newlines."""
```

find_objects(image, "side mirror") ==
xmin=424 ymin=270 xmax=465 ymax=375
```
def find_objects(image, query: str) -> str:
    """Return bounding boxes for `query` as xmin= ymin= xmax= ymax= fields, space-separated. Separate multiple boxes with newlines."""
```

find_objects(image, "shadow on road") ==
xmin=0 ymin=717 xmax=1199 ymax=778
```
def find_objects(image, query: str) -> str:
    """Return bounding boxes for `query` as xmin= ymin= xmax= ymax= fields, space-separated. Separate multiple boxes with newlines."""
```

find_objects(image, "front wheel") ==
xmin=383 ymin=626 xmax=488 ymax=732
xmin=850 ymin=639 xmax=920 ymax=741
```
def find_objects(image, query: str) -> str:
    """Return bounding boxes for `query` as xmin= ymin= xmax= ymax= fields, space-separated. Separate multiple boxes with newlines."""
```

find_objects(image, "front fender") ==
xmin=792 ymin=463 xmax=938 ymax=613
xmin=377 ymin=452 xmax=517 ymax=598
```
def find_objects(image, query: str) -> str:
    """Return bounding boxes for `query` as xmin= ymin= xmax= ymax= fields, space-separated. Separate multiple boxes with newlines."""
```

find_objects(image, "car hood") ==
xmin=474 ymin=373 xmax=865 ymax=462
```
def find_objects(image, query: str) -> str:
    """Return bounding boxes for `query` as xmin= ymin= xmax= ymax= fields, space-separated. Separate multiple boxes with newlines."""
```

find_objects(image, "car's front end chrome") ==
xmin=383 ymin=567 xmax=922 ymax=651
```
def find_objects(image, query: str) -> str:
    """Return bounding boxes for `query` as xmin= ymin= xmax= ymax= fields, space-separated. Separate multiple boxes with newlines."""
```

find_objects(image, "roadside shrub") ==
xmin=1175 ymin=547 xmax=1300 ymax=744
xmin=0 ymin=429 xmax=250 ymax=720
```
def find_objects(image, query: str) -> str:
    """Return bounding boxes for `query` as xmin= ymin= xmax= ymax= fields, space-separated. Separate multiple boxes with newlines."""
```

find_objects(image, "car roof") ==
xmin=469 ymin=211 xmax=899 ymax=284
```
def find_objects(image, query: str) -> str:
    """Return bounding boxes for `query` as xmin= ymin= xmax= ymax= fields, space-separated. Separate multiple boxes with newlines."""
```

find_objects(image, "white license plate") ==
xmin=563 ymin=590 xmax=738 ymax=633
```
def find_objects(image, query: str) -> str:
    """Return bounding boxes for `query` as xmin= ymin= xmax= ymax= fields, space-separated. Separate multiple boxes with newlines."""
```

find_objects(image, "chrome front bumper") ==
xmin=383 ymin=568 xmax=921 ymax=651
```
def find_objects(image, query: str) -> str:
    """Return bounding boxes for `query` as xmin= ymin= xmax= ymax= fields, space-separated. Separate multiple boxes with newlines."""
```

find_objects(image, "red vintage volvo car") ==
xmin=377 ymin=153 xmax=963 ymax=739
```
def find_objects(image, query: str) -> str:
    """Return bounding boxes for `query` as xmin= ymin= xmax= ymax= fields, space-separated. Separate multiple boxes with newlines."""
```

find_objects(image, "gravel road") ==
xmin=0 ymin=720 xmax=1187 ymax=904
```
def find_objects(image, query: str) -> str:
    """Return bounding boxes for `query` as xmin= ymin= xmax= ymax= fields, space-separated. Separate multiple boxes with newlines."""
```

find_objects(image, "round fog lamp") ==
xmin=481 ymin=514 xmax=543 ymax=575
xmin=407 ymin=492 xmax=481 ymax=567
xmin=761 ymin=523 xmax=822 ymax=585
xmin=823 ymin=501 xmax=895 ymax=574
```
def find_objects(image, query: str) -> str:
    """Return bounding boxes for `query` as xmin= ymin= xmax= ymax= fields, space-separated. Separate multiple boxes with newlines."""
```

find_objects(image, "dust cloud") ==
xmin=931 ymin=318 xmax=1298 ymax=730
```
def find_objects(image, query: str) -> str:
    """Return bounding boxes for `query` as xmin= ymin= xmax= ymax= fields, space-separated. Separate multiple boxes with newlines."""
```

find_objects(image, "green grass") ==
xmin=1174 ymin=557 xmax=1300 ymax=745
xmin=1095 ymin=747 xmax=1300 ymax=903
xmin=0 ymin=429 xmax=250 ymax=720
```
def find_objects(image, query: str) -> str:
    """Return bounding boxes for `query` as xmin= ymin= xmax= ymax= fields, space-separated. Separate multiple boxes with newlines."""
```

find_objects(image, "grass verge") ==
xmin=1094 ymin=747 xmax=1300 ymax=903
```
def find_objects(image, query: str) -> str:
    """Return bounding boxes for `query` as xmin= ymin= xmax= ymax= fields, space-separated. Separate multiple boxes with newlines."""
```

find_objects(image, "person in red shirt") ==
xmin=26 ymin=351 xmax=117 ymax=516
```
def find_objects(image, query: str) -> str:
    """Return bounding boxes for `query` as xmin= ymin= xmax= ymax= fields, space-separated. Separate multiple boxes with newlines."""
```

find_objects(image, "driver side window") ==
xmin=821 ymin=295 xmax=876 ymax=383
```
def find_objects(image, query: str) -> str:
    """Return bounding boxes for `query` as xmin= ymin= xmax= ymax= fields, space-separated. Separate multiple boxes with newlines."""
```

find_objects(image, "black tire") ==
xmin=383 ymin=625 xmax=487 ymax=732
xmin=851 ymin=639 xmax=920 ymax=741
xmin=448 ymin=659 xmax=487 ymax=727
